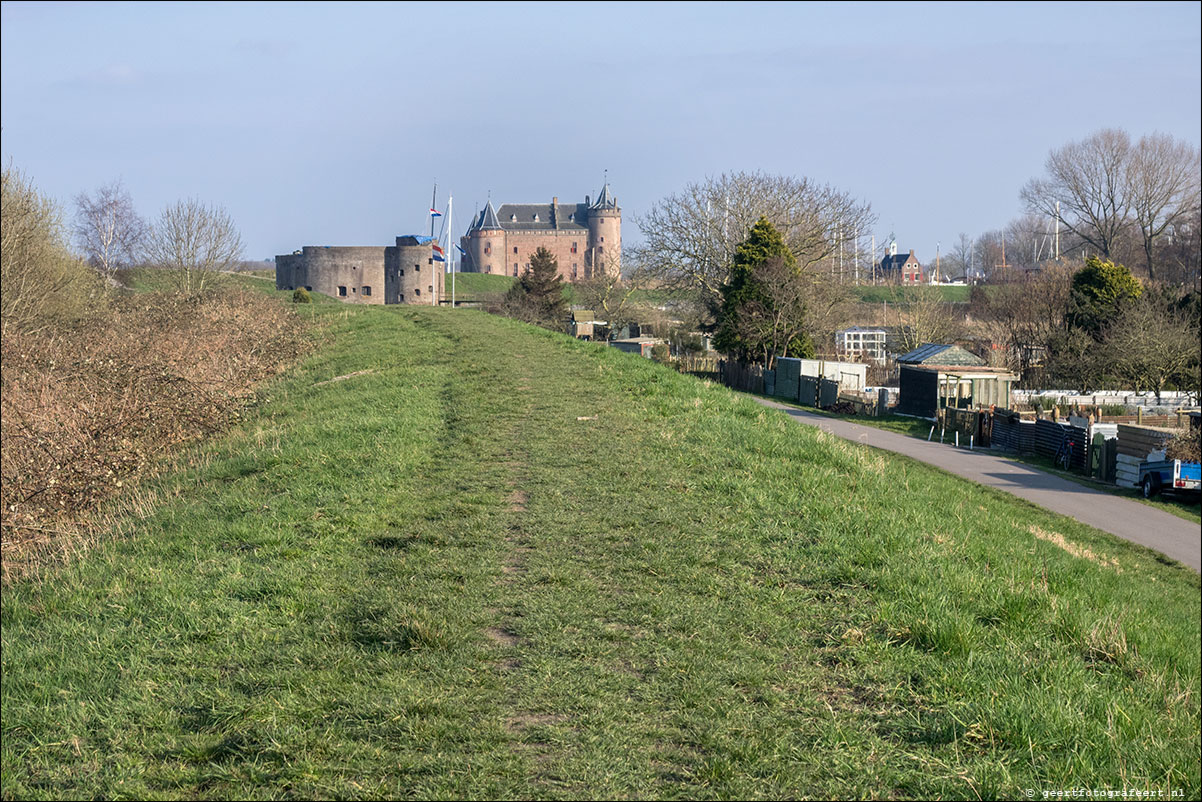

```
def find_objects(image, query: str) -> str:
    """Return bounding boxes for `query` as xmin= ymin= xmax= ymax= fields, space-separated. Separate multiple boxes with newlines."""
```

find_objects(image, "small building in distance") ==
xmin=460 ymin=181 xmax=620 ymax=282
xmin=896 ymin=343 xmax=1018 ymax=417
xmin=836 ymin=326 xmax=888 ymax=364
xmin=879 ymin=238 xmax=924 ymax=284
xmin=609 ymin=337 xmax=662 ymax=358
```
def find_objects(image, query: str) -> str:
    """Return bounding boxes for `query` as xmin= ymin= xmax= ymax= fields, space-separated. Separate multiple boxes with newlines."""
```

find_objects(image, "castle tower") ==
xmin=462 ymin=201 xmax=504 ymax=274
xmin=586 ymin=180 xmax=621 ymax=279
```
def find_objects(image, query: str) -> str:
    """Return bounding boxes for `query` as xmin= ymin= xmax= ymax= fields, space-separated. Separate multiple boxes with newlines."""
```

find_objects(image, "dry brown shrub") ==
xmin=1 ymin=288 xmax=310 ymax=574
xmin=1164 ymin=428 xmax=1201 ymax=463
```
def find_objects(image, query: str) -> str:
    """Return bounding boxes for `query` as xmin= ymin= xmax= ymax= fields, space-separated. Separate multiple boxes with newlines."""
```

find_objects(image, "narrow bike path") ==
xmin=753 ymin=398 xmax=1201 ymax=572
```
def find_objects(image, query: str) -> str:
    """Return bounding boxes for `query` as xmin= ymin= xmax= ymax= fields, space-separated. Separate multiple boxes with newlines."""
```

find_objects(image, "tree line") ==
xmin=2 ymin=167 xmax=248 ymax=338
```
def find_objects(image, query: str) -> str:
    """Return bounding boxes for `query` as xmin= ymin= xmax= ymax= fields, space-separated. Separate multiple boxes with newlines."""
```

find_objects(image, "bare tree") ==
xmin=1127 ymin=133 xmax=1201 ymax=281
xmin=73 ymin=180 xmax=146 ymax=280
xmin=634 ymin=171 xmax=875 ymax=318
xmin=143 ymin=199 xmax=244 ymax=294
xmin=978 ymin=261 xmax=1076 ymax=377
xmin=1021 ymin=128 xmax=1134 ymax=260
xmin=894 ymin=285 xmax=962 ymax=355
xmin=573 ymin=253 xmax=651 ymax=340
xmin=1103 ymin=291 xmax=1201 ymax=402
xmin=1022 ymin=129 xmax=1200 ymax=279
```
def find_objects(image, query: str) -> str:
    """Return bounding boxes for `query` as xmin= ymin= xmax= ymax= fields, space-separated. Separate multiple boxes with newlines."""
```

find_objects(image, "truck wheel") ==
xmin=1142 ymin=476 xmax=1159 ymax=498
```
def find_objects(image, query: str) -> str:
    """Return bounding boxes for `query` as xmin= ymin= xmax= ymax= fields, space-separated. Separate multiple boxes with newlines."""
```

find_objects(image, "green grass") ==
xmin=2 ymin=301 xmax=1199 ymax=799
xmin=854 ymin=285 xmax=971 ymax=303
xmin=446 ymin=272 xmax=516 ymax=298
xmin=801 ymin=408 xmax=1202 ymax=524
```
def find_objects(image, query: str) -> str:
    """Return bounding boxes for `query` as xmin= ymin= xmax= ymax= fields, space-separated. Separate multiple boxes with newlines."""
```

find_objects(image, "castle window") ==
xmin=598 ymin=246 xmax=604 ymax=253
xmin=306 ymin=286 xmax=312 ymax=291
xmin=533 ymin=214 xmax=539 ymax=222
xmin=415 ymin=288 xmax=421 ymax=296
xmin=513 ymin=246 xmax=518 ymax=254
xmin=513 ymin=264 xmax=518 ymax=275
xmin=485 ymin=243 xmax=491 ymax=255
xmin=400 ymin=269 xmax=404 ymax=276
xmin=338 ymin=286 xmax=347 ymax=297
xmin=510 ymin=214 xmax=516 ymax=222
xmin=571 ymin=242 xmax=577 ymax=254
xmin=362 ymin=286 xmax=372 ymax=296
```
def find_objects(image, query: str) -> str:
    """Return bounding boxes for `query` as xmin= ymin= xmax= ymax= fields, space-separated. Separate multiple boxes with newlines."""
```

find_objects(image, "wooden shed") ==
xmin=896 ymin=344 xmax=1018 ymax=418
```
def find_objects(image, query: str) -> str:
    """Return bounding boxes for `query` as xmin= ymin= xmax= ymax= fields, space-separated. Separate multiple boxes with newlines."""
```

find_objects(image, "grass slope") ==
xmin=855 ymin=285 xmax=971 ymax=303
xmin=2 ymin=300 xmax=1199 ymax=800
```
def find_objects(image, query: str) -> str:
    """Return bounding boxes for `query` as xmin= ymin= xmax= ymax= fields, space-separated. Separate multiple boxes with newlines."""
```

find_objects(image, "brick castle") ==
xmin=275 ymin=181 xmax=620 ymax=305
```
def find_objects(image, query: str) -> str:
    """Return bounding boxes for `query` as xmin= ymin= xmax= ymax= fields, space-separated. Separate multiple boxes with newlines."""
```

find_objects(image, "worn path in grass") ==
xmin=754 ymin=398 xmax=1201 ymax=571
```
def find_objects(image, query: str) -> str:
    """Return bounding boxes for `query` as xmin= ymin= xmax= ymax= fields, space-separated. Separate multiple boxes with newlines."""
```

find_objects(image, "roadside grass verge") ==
xmin=2 ymin=305 xmax=1198 ymax=799
xmin=803 ymin=407 xmax=1202 ymax=524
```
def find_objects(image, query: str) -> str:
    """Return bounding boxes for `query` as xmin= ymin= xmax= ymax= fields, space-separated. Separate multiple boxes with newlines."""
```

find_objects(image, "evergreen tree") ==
xmin=503 ymin=246 xmax=567 ymax=328
xmin=713 ymin=217 xmax=814 ymax=366
xmin=1068 ymin=256 xmax=1142 ymax=338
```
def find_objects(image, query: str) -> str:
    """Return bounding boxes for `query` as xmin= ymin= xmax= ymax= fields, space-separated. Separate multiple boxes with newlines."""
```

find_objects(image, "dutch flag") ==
xmin=429 ymin=208 xmax=442 ymax=217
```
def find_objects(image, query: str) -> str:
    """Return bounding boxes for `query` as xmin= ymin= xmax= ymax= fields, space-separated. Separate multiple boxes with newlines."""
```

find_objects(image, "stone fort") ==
xmin=275 ymin=181 xmax=620 ymax=305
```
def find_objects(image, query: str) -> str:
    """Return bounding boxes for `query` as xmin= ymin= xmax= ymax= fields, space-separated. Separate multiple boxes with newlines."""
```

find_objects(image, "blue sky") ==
xmin=2 ymin=1 xmax=1199 ymax=264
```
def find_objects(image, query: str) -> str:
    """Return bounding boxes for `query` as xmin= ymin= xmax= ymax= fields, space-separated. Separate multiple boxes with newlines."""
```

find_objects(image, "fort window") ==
xmin=571 ymin=242 xmax=577 ymax=253
xmin=338 ymin=286 xmax=347 ymax=297
xmin=485 ymin=243 xmax=491 ymax=254
xmin=400 ymin=269 xmax=404 ymax=276
xmin=513 ymin=264 xmax=518 ymax=275
xmin=513 ymin=247 xmax=518 ymax=254
xmin=362 ymin=286 xmax=372 ymax=296
xmin=415 ymin=288 xmax=421 ymax=296
xmin=533 ymin=214 xmax=539 ymax=222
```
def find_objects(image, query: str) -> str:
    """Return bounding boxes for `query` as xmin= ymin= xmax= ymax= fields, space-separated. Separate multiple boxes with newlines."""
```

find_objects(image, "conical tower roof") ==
xmin=479 ymin=200 xmax=502 ymax=229
xmin=590 ymin=182 xmax=617 ymax=210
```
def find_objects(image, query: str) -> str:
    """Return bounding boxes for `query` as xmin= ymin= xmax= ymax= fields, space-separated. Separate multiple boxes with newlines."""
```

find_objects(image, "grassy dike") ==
xmin=2 ymin=300 xmax=1199 ymax=800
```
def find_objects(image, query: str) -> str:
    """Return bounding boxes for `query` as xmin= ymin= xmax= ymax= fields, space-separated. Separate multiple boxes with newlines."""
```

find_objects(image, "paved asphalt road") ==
xmin=752 ymin=397 xmax=1201 ymax=572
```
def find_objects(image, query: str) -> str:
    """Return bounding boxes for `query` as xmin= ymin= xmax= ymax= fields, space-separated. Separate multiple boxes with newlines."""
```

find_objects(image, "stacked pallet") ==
xmin=1115 ymin=424 xmax=1177 ymax=488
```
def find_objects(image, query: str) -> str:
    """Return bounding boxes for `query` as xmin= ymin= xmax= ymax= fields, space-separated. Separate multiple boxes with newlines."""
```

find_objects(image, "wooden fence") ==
xmin=675 ymin=356 xmax=721 ymax=381
xmin=717 ymin=360 xmax=764 ymax=394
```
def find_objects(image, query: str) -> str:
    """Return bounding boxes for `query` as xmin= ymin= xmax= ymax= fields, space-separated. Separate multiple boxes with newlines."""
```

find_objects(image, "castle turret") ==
xmin=586 ymin=181 xmax=621 ymax=279
xmin=461 ymin=201 xmax=504 ymax=274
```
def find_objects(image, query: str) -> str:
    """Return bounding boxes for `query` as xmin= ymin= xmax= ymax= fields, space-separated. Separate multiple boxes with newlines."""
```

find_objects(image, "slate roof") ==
xmin=495 ymin=202 xmax=589 ymax=231
xmin=591 ymin=182 xmax=617 ymax=209
xmin=896 ymin=343 xmax=985 ymax=366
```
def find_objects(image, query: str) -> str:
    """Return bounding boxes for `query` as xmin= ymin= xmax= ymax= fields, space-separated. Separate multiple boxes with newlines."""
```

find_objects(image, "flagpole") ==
xmin=430 ymin=183 xmax=437 ymax=238
xmin=448 ymin=195 xmax=455 ymax=309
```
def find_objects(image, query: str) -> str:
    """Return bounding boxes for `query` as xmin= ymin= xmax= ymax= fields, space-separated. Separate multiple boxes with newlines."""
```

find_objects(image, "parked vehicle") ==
xmin=1138 ymin=459 xmax=1202 ymax=499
